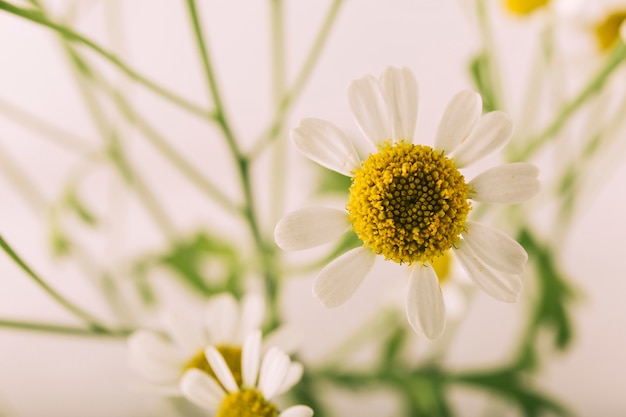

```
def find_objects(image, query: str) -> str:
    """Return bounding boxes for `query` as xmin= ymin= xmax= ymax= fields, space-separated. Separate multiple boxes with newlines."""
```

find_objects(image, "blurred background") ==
xmin=0 ymin=0 xmax=625 ymax=416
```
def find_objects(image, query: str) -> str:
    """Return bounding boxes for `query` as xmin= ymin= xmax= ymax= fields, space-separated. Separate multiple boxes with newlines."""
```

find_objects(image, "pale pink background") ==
xmin=0 ymin=1 xmax=625 ymax=416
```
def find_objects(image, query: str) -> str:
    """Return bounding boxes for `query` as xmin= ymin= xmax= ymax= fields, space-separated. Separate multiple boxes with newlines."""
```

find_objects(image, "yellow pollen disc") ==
xmin=594 ymin=11 xmax=626 ymax=51
xmin=216 ymin=389 xmax=278 ymax=417
xmin=347 ymin=142 xmax=470 ymax=265
xmin=184 ymin=344 xmax=243 ymax=387
xmin=504 ymin=0 xmax=549 ymax=15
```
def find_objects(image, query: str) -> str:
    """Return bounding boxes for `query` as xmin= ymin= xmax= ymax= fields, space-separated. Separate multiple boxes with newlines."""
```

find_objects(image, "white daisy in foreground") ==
xmin=128 ymin=292 xmax=299 ymax=393
xmin=275 ymin=67 xmax=540 ymax=339
xmin=181 ymin=331 xmax=312 ymax=417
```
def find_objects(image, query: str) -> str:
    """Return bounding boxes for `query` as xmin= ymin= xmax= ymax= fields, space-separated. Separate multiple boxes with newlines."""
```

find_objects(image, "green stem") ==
xmin=249 ymin=0 xmax=345 ymax=157
xmin=0 ymin=318 xmax=131 ymax=338
xmin=514 ymin=42 xmax=626 ymax=161
xmin=475 ymin=0 xmax=505 ymax=112
xmin=0 ymin=0 xmax=211 ymax=120
xmin=0 ymin=234 xmax=106 ymax=330
xmin=185 ymin=0 xmax=280 ymax=327
xmin=0 ymin=98 xmax=92 ymax=154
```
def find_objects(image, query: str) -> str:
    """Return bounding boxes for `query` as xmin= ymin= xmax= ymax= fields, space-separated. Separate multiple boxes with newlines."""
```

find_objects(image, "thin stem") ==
xmin=105 ymin=86 xmax=242 ymax=214
xmin=185 ymin=0 xmax=280 ymax=327
xmin=0 ymin=143 xmax=47 ymax=210
xmin=475 ymin=0 xmax=505 ymax=111
xmin=0 ymin=234 xmax=106 ymax=330
xmin=0 ymin=98 xmax=92 ymax=154
xmin=514 ymin=42 xmax=626 ymax=161
xmin=0 ymin=318 xmax=132 ymax=338
xmin=0 ymin=0 xmax=212 ymax=120
xmin=249 ymin=0 xmax=345 ymax=157
xmin=269 ymin=0 xmax=288 ymax=225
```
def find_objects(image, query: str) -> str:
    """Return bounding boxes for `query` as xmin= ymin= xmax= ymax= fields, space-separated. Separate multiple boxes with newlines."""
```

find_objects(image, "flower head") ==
xmin=128 ymin=292 xmax=299 ymax=392
xmin=275 ymin=67 xmax=540 ymax=339
xmin=594 ymin=9 xmax=626 ymax=50
xmin=181 ymin=331 xmax=312 ymax=417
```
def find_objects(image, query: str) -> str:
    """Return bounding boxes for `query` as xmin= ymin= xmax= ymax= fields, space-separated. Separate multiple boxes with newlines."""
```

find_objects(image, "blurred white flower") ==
xmin=275 ymin=67 xmax=539 ymax=339
xmin=128 ymin=292 xmax=300 ymax=393
xmin=181 ymin=331 xmax=311 ymax=417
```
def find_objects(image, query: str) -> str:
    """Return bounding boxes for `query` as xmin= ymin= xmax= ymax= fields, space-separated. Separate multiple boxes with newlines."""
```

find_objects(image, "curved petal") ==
xmin=469 ymin=163 xmax=540 ymax=204
xmin=242 ymin=330 xmax=262 ymax=388
xmin=280 ymin=405 xmax=314 ymax=417
xmin=205 ymin=293 xmax=239 ymax=344
xmin=276 ymin=362 xmax=304 ymax=396
xmin=180 ymin=369 xmax=225 ymax=410
xmin=313 ymin=246 xmax=376 ymax=308
xmin=258 ymin=347 xmax=290 ymax=400
xmin=205 ymin=346 xmax=239 ymax=393
xmin=453 ymin=111 xmax=513 ymax=168
xmin=274 ymin=207 xmax=351 ymax=251
xmin=380 ymin=66 xmax=418 ymax=142
xmin=454 ymin=241 xmax=522 ymax=303
xmin=462 ymin=221 xmax=528 ymax=275
xmin=161 ymin=310 xmax=205 ymax=356
xmin=263 ymin=324 xmax=302 ymax=356
xmin=348 ymin=74 xmax=391 ymax=146
xmin=128 ymin=350 xmax=181 ymax=384
xmin=237 ymin=293 xmax=265 ymax=343
xmin=435 ymin=90 xmax=482 ymax=154
xmin=291 ymin=118 xmax=361 ymax=176
xmin=406 ymin=265 xmax=446 ymax=339
xmin=128 ymin=331 xmax=181 ymax=363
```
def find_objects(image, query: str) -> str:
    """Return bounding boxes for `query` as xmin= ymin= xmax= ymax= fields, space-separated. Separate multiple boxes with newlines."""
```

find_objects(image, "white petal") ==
xmin=455 ymin=242 xmax=522 ymax=303
xmin=435 ymin=90 xmax=482 ymax=154
xmin=263 ymin=324 xmax=302 ymax=356
xmin=128 ymin=350 xmax=181 ymax=384
xmin=242 ymin=330 xmax=262 ymax=388
xmin=453 ymin=111 xmax=513 ymax=168
xmin=274 ymin=208 xmax=351 ymax=251
xmin=291 ymin=118 xmax=361 ymax=176
xmin=258 ymin=347 xmax=290 ymax=400
xmin=180 ymin=369 xmax=225 ymax=410
xmin=380 ymin=66 xmax=418 ymax=142
xmin=280 ymin=405 xmax=314 ymax=417
xmin=469 ymin=163 xmax=540 ymax=204
xmin=161 ymin=310 xmax=205 ymax=356
xmin=205 ymin=346 xmax=239 ymax=393
xmin=406 ymin=265 xmax=446 ymax=339
xmin=313 ymin=247 xmax=375 ymax=308
xmin=462 ymin=221 xmax=528 ymax=275
xmin=276 ymin=362 xmax=304 ymax=396
xmin=205 ymin=293 xmax=239 ymax=344
xmin=128 ymin=330 xmax=181 ymax=363
xmin=237 ymin=293 xmax=265 ymax=343
xmin=348 ymin=74 xmax=391 ymax=145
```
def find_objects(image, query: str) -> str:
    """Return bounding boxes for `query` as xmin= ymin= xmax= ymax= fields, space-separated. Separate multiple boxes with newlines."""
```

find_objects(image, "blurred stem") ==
xmin=0 ymin=0 xmax=212 ymax=120
xmin=0 ymin=143 xmax=47 ymax=210
xmin=105 ymin=85 xmax=243 ymax=214
xmin=269 ymin=0 xmax=288 ymax=225
xmin=514 ymin=42 xmax=626 ymax=161
xmin=0 ymin=318 xmax=132 ymax=338
xmin=0 ymin=98 xmax=92 ymax=155
xmin=475 ymin=0 xmax=505 ymax=111
xmin=249 ymin=0 xmax=345 ymax=157
xmin=185 ymin=0 xmax=280 ymax=327
xmin=0 ymin=234 xmax=106 ymax=331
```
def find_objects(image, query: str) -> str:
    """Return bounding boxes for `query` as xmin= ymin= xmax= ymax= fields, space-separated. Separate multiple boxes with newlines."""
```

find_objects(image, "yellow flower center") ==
xmin=594 ymin=11 xmax=626 ymax=51
xmin=216 ymin=389 xmax=278 ymax=417
xmin=347 ymin=142 xmax=470 ymax=264
xmin=184 ymin=344 xmax=243 ymax=387
xmin=504 ymin=0 xmax=549 ymax=15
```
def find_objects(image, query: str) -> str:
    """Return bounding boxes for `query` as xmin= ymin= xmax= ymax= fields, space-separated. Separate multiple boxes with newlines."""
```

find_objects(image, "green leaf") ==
xmin=469 ymin=51 xmax=499 ymax=112
xmin=455 ymin=369 xmax=571 ymax=417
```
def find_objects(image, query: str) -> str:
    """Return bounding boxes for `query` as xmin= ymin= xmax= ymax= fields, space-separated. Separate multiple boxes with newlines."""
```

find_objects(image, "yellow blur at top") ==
xmin=505 ymin=0 xmax=550 ymax=15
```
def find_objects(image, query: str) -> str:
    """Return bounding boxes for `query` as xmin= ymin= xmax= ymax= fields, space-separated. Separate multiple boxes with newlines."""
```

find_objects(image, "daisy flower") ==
xmin=128 ymin=292 xmax=299 ymax=393
xmin=274 ymin=67 xmax=540 ymax=339
xmin=181 ymin=331 xmax=312 ymax=417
